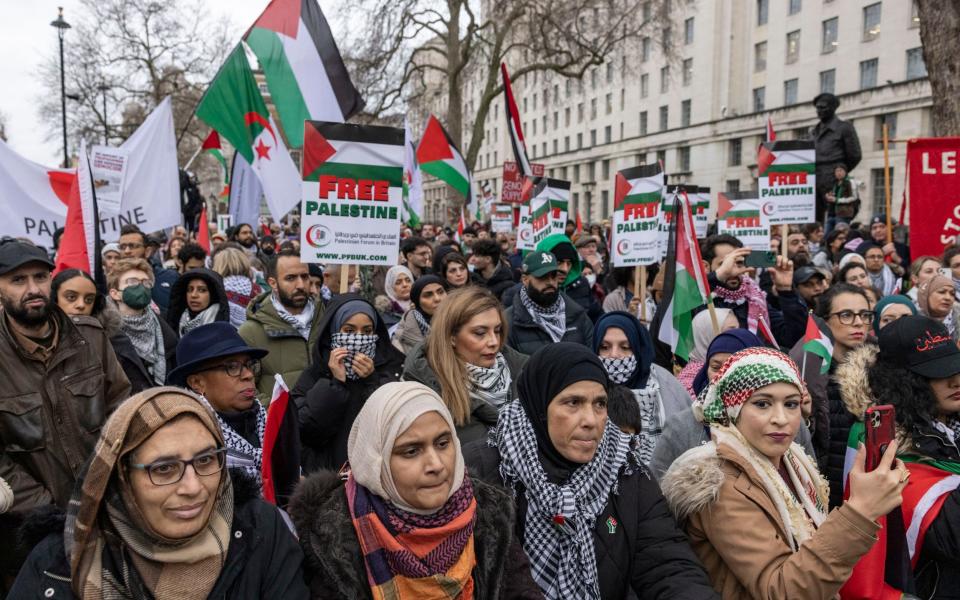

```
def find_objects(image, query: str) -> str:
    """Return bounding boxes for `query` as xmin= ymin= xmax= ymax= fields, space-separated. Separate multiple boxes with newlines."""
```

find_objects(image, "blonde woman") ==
xmin=403 ymin=287 xmax=528 ymax=444
xmin=213 ymin=246 xmax=262 ymax=327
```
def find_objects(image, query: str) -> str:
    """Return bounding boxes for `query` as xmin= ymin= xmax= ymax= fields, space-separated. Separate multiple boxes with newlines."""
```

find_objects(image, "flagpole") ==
xmin=706 ymin=296 xmax=721 ymax=335
xmin=780 ymin=224 xmax=789 ymax=259
xmin=639 ymin=265 xmax=648 ymax=323
xmin=183 ymin=144 xmax=204 ymax=171
xmin=801 ymin=349 xmax=808 ymax=381
xmin=339 ymin=264 xmax=350 ymax=294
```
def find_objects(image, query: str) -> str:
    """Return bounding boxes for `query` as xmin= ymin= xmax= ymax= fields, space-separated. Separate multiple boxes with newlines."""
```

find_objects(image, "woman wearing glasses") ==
xmin=787 ymin=283 xmax=874 ymax=508
xmin=9 ymin=387 xmax=309 ymax=598
xmin=167 ymin=323 xmax=270 ymax=483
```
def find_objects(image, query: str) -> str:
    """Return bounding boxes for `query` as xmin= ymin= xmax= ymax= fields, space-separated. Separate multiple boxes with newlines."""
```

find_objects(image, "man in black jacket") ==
xmin=505 ymin=251 xmax=594 ymax=355
xmin=469 ymin=238 xmax=514 ymax=300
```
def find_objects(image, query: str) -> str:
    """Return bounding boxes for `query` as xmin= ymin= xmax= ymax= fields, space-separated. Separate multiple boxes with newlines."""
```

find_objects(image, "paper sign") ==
xmin=613 ymin=164 xmax=664 ymax=267
xmin=90 ymin=146 xmax=129 ymax=215
xmin=501 ymin=161 xmax=545 ymax=203
xmin=491 ymin=203 xmax=514 ymax=233
xmin=758 ymin=140 xmax=816 ymax=224
xmin=716 ymin=191 xmax=771 ymax=251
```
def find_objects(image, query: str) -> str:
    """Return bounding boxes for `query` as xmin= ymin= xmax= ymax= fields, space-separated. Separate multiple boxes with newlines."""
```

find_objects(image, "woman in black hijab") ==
xmin=391 ymin=274 xmax=447 ymax=354
xmin=463 ymin=343 xmax=716 ymax=600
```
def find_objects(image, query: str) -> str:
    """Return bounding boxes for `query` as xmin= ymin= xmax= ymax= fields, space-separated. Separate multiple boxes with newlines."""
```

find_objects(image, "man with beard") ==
xmin=0 ymin=241 xmax=130 ymax=512
xmin=400 ymin=236 xmax=433 ymax=280
xmin=240 ymin=249 xmax=326 ymax=401
xmin=505 ymin=250 xmax=593 ymax=355
xmin=231 ymin=222 xmax=259 ymax=259
xmin=793 ymin=266 xmax=828 ymax=311
xmin=786 ymin=229 xmax=811 ymax=266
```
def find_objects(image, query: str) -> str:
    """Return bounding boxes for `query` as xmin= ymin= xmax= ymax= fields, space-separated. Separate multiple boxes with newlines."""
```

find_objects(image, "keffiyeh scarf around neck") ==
xmin=412 ymin=308 xmax=431 ymax=336
xmin=271 ymin=293 xmax=315 ymax=340
xmin=712 ymin=275 xmax=770 ymax=336
xmin=223 ymin=275 xmax=261 ymax=328
xmin=178 ymin=304 xmax=220 ymax=337
xmin=465 ymin=352 xmax=512 ymax=408
xmin=331 ymin=332 xmax=378 ymax=380
xmin=204 ymin=398 xmax=266 ymax=481
xmin=491 ymin=399 xmax=637 ymax=599
xmin=122 ymin=309 xmax=166 ymax=385
xmin=519 ymin=285 xmax=567 ymax=343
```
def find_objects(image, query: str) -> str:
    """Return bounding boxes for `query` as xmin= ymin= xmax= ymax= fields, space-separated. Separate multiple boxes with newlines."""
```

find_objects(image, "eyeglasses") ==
xmin=197 ymin=358 xmax=261 ymax=378
xmin=129 ymin=448 xmax=227 ymax=486
xmin=829 ymin=310 xmax=875 ymax=325
xmin=121 ymin=277 xmax=154 ymax=289
xmin=118 ymin=243 xmax=144 ymax=251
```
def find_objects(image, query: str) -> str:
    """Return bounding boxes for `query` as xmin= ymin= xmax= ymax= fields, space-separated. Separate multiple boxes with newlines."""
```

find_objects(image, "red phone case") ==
xmin=865 ymin=405 xmax=896 ymax=472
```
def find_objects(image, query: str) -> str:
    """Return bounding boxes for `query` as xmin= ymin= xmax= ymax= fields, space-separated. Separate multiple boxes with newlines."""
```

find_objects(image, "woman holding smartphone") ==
xmin=837 ymin=315 xmax=960 ymax=599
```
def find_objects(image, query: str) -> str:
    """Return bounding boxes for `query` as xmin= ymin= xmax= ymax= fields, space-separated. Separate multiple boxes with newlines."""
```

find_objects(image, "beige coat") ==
xmin=661 ymin=438 xmax=879 ymax=599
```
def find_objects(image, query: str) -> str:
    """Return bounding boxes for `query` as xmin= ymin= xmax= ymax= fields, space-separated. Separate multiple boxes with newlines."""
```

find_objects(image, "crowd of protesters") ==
xmin=0 ymin=207 xmax=957 ymax=600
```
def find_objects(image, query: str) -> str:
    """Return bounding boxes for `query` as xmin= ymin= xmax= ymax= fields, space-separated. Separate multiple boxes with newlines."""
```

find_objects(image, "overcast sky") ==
xmin=1 ymin=1 xmax=339 ymax=164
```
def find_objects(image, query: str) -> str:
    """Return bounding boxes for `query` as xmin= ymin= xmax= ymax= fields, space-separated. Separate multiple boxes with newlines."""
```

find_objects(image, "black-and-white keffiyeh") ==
xmin=271 ymin=293 xmax=316 ymax=340
xmin=331 ymin=332 xmax=378 ymax=380
xmin=202 ymin=397 xmax=266 ymax=481
xmin=519 ymin=285 xmax=567 ymax=343
xmin=491 ymin=399 xmax=636 ymax=599
xmin=412 ymin=309 xmax=431 ymax=336
xmin=934 ymin=414 xmax=960 ymax=445
xmin=465 ymin=353 xmax=512 ymax=408
xmin=122 ymin=309 xmax=166 ymax=385
xmin=178 ymin=304 xmax=220 ymax=337
xmin=631 ymin=377 xmax=664 ymax=466
xmin=600 ymin=355 xmax=637 ymax=385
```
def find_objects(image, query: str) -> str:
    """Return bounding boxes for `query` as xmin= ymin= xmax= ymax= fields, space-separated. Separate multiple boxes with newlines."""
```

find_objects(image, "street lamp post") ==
xmin=50 ymin=7 xmax=71 ymax=167
xmin=97 ymin=83 xmax=109 ymax=144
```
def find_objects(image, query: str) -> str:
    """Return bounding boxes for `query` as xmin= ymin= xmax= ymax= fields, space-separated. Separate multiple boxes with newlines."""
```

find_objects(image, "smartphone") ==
xmin=865 ymin=404 xmax=896 ymax=472
xmin=745 ymin=250 xmax=777 ymax=268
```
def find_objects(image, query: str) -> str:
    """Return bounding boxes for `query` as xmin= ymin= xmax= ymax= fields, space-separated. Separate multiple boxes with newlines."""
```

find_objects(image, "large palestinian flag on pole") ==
xmin=612 ymin=164 xmax=662 ymax=267
xmin=244 ymin=0 xmax=364 ymax=147
xmin=416 ymin=115 xmax=470 ymax=199
xmin=54 ymin=140 xmax=101 ymax=282
xmin=500 ymin=63 xmax=532 ymax=177
xmin=196 ymin=44 xmax=300 ymax=220
xmin=402 ymin=119 xmax=423 ymax=228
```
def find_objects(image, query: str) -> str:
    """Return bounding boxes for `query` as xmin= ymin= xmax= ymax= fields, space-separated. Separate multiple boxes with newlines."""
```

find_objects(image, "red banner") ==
xmin=501 ymin=160 xmax=544 ymax=203
xmin=908 ymin=137 xmax=960 ymax=257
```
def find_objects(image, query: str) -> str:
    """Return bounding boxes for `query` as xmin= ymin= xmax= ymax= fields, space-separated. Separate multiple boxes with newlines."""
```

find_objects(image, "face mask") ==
xmin=585 ymin=273 xmax=597 ymax=286
xmin=121 ymin=284 xmax=152 ymax=310
xmin=600 ymin=355 xmax=637 ymax=385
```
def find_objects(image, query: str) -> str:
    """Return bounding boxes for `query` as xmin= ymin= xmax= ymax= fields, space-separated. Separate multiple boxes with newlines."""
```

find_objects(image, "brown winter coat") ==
xmin=0 ymin=307 xmax=131 ymax=511
xmin=661 ymin=437 xmax=879 ymax=599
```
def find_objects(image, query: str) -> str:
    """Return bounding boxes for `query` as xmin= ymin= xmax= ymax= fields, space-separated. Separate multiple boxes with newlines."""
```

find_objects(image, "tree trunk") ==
xmin=918 ymin=0 xmax=960 ymax=135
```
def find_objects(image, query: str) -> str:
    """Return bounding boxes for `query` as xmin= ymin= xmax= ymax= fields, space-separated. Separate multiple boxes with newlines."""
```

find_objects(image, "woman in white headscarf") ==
xmin=288 ymin=381 xmax=541 ymax=599
xmin=375 ymin=265 xmax=414 ymax=327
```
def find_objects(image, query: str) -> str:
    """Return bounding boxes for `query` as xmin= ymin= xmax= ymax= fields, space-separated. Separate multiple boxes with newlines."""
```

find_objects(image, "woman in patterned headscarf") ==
xmin=660 ymin=347 xmax=908 ymax=599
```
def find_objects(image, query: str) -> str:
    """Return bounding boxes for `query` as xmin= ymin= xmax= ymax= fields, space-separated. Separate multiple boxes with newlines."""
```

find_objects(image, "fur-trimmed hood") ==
xmin=659 ymin=443 xmax=725 ymax=523
xmin=835 ymin=343 xmax=879 ymax=421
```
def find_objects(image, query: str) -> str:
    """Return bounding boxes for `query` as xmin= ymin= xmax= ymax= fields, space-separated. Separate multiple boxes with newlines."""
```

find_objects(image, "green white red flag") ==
xmin=416 ymin=115 xmax=471 ymax=200
xmin=244 ymin=0 xmax=364 ymax=147
xmin=802 ymin=314 xmax=834 ymax=374
xmin=201 ymin=131 xmax=230 ymax=197
xmin=402 ymin=119 xmax=423 ymax=228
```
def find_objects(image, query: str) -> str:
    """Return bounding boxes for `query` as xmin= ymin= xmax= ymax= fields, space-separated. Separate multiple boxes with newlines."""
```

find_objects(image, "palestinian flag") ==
xmin=196 ymin=44 xmax=301 ymax=220
xmin=615 ymin=164 xmax=663 ymax=215
xmin=455 ymin=206 xmax=466 ymax=243
xmin=501 ymin=63 xmax=532 ymax=177
xmin=301 ymin=121 xmax=404 ymax=188
xmin=766 ymin=116 xmax=776 ymax=142
xmin=244 ymin=0 xmax=364 ymax=147
xmin=655 ymin=191 xmax=711 ymax=361
xmin=802 ymin=313 xmax=834 ymax=374
xmin=54 ymin=140 xmax=101 ymax=282
xmin=841 ymin=422 xmax=960 ymax=600
xmin=416 ymin=115 xmax=470 ymax=200
xmin=402 ymin=119 xmax=422 ymax=227
xmin=196 ymin=205 xmax=211 ymax=253
xmin=201 ymin=131 xmax=230 ymax=197
xmin=758 ymin=140 xmax=816 ymax=178
xmin=261 ymin=374 xmax=301 ymax=508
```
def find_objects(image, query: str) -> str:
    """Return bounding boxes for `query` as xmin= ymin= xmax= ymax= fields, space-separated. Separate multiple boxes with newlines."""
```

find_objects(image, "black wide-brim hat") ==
xmin=166 ymin=322 xmax=269 ymax=387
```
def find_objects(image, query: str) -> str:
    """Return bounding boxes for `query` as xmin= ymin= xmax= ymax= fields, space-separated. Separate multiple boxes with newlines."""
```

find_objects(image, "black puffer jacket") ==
xmin=8 ymin=472 xmax=309 ymax=599
xmin=505 ymin=291 xmax=594 ymax=356
xmin=291 ymin=294 xmax=404 ymax=473
xmin=482 ymin=261 xmax=516 ymax=301
xmin=288 ymin=470 xmax=543 ymax=600
xmin=463 ymin=442 xmax=719 ymax=599
xmin=165 ymin=268 xmax=231 ymax=336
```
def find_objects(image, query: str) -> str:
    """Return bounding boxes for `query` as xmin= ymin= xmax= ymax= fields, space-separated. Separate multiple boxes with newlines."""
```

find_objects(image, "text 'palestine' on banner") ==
xmin=299 ymin=121 xmax=404 ymax=266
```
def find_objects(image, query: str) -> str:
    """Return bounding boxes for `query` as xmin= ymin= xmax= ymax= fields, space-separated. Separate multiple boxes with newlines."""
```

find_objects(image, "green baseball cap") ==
xmin=522 ymin=250 xmax=560 ymax=278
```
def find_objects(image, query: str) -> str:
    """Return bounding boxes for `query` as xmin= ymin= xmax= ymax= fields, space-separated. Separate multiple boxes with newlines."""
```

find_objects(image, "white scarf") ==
xmin=271 ymin=293 xmax=315 ymax=340
xmin=465 ymin=352 xmax=512 ymax=408
xmin=519 ymin=285 xmax=566 ymax=343
xmin=178 ymin=304 xmax=220 ymax=337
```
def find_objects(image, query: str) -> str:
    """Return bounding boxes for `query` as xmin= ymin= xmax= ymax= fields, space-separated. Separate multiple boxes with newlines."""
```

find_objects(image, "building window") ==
xmin=860 ymin=58 xmax=879 ymax=89
xmin=788 ymin=0 xmax=801 ymax=16
xmin=590 ymin=130 xmax=597 ymax=146
xmin=657 ymin=149 xmax=666 ymax=167
xmin=602 ymin=160 xmax=610 ymax=179
xmin=553 ymin=139 xmax=558 ymax=154
xmin=532 ymin=93 xmax=537 ymax=110
xmin=590 ymin=98 xmax=597 ymax=120
xmin=590 ymin=68 xmax=597 ymax=89
xmin=678 ymin=147 xmax=691 ymax=172
xmin=683 ymin=59 xmax=693 ymax=86
xmin=863 ymin=3 xmax=881 ymax=41
xmin=726 ymin=179 xmax=741 ymax=193
xmin=822 ymin=17 xmax=838 ymax=53
xmin=577 ymin=133 xmax=583 ymax=148
xmin=606 ymin=62 xmax=614 ymax=83
xmin=564 ymin=136 xmax=570 ymax=152
xmin=662 ymin=26 xmax=672 ymax=50
xmin=642 ymin=1 xmax=652 ymax=21
xmin=640 ymin=74 xmax=649 ymax=98
xmin=620 ymin=122 xmax=624 ymax=139
xmin=911 ymin=0 xmax=920 ymax=28
xmin=641 ymin=37 xmax=651 ymax=62
xmin=605 ymin=93 xmax=612 ymax=115
xmin=684 ymin=17 xmax=695 ymax=44
xmin=541 ymin=142 xmax=546 ymax=156
xmin=604 ymin=126 xmax=612 ymax=143
xmin=871 ymin=167 xmax=892 ymax=203
xmin=755 ymin=41 xmax=767 ymax=72
xmin=601 ymin=190 xmax=610 ymax=218
xmin=786 ymin=30 xmax=800 ymax=64
xmin=578 ymin=103 xmax=584 ymax=123
xmin=573 ymin=164 xmax=580 ymax=183
xmin=542 ymin=115 xmax=547 ymax=133
xmin=757 ymin=0 xmax=768 ymax=25
xmin=681 ymin=100 xmax=692 ymax=126
xmin=553 ymin=111 xmax=558 ymax=129
xmin=565 ymin=107 xmax=571 ymax=127
xmin=819 ymin=69 xmax=836 ymax=94
xmin=784 ymin=78 xmax=799 ymax=105
xmin=660 ymin=66 xmax=670 ymax=93
xmin=565 ymin=80 xmax=572 ymax=97
xmin=729 ymin=138 xmax=742 ymax=166
xmin=906 ymin=47 xmax=928 ymax=80
xmin=753 ymin=87 xmax=766 ymax=112
xmin=532 ymin=120 xmax=537 ymax=135
xmin=588 ymin=162 xmax=596 ymax=180
xmin=639 ymin=111 xmax=648 ymax=135
xmin=876 ymin=113 xmax=898 ymax=147
xmin=659 ymin=105 xmax=669 ymax=130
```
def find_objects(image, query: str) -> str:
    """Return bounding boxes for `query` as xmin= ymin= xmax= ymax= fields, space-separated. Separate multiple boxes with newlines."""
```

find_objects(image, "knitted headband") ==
xmin=693 ymin=347 xmax=804 ymax=425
